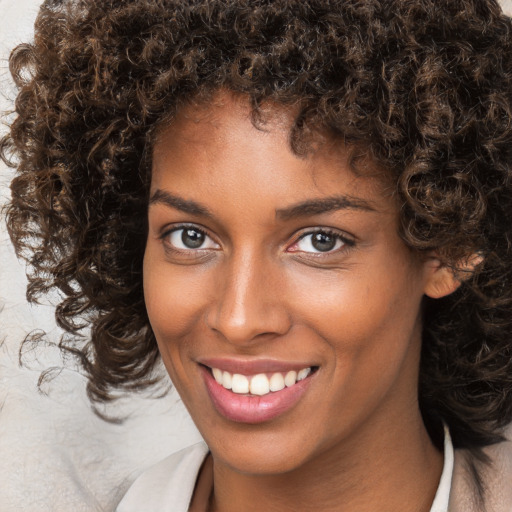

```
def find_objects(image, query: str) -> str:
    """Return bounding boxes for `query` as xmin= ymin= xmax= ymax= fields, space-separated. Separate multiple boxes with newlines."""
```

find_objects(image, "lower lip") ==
xmin=201 ymin=366 xmax=314 ymax=424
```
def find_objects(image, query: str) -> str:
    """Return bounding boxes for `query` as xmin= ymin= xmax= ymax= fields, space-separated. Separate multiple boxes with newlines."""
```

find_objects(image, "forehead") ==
xmin=151 ymin=92 xmax=395 ymax=212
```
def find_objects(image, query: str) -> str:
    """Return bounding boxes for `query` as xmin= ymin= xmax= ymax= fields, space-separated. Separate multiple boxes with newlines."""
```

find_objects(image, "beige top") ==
xmin=117 ymin=428 xmax=454 ymax=512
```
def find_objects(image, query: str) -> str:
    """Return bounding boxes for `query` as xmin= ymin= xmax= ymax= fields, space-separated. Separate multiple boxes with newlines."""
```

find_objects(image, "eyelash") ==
xmin=287 ymin=229 xmax=355 ymax=256
xmin=159 ymin=224 xmax=355 ymax=258
xmin=160 ymin=224 xmax=219 ymax=255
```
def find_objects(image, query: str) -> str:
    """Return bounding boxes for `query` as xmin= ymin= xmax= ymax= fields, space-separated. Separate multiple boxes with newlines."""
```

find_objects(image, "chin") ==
xmin=203 ymin=425 xmax=318 ymax=476
xmin=214 ymin=446 xmax=310 ymax=475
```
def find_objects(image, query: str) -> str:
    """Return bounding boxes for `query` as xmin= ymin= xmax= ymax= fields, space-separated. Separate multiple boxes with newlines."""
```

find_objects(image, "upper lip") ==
xmin=197 ymin=357 xmax=317 ymax=375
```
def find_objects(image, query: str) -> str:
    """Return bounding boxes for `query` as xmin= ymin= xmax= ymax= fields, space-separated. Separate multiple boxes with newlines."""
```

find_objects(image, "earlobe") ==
xmin=424 ymin=253 xmax=482 ymax=299
xmin=424 ymin=262 xmax=462 ymax=299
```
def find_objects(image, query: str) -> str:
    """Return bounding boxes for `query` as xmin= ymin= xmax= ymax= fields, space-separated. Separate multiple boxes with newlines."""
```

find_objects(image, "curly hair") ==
xmin=2 ymin=0 xmax=512 ymax=452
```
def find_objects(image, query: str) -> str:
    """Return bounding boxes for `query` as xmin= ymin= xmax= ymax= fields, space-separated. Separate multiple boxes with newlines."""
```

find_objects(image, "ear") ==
xmin=424 ymin=253 xmax=482 ymax=300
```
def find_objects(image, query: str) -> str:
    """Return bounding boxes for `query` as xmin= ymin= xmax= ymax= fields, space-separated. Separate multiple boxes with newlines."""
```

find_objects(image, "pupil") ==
xmin=312 ymin=232 xmax=336 ymax=252
xmin=182 ymin=229 xmax=205 ymax=249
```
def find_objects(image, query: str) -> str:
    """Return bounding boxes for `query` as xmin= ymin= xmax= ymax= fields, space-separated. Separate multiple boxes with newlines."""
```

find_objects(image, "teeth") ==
xmin=250 ymin=374 xmax=270 ymax=396
xmin=284 ymin=370 xmax=297 ymax=387
xmin=231 ymin=374 xmax=249 ymax=394
xmin=297 ymin=368 xmax=311 ymax=381
xmin=213 ymin=367 xmax=312 ymax=396
xmin=222 ymin=371 xmax=232 ymax=390
xmin=212 ymin=368 xmax=223 ymax=384
xmin=269 ymin=372 xmax=285 ymax=392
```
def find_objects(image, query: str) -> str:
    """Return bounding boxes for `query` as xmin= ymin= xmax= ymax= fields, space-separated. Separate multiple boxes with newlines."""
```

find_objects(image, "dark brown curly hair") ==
xmin=2 ymin=0 xmax=512 ymax=452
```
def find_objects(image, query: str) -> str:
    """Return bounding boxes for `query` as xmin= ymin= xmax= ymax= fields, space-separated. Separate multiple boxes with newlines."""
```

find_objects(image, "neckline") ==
xmin=188 ymin=426 xmax=454 ymax=512
xmin=429 ymin=425 xmax=454 ymax=512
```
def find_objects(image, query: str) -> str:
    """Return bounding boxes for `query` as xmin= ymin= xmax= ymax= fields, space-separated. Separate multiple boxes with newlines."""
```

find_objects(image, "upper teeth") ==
xmin=211 ymin=367 xmax=312 ymax=396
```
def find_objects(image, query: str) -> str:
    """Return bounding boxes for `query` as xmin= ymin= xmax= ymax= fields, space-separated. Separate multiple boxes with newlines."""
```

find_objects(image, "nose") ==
xmin=206 ymin=250 xmax=292 ymax=345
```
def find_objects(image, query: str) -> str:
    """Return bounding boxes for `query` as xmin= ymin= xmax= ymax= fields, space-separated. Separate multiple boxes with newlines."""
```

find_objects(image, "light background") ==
xmin=1 ymin=1 xmax=511 ymax=511
xmin=0 ymin=2 xmax=201 ymax=511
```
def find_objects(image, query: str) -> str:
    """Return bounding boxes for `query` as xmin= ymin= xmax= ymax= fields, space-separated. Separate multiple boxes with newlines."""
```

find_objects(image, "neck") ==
xmin=208 ymin=413 xmax=443 ymax=512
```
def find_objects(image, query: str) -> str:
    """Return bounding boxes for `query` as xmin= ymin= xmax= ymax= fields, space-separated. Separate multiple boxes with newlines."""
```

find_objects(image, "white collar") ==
xmin=429 ymin=425 xmax=454 ymax=512
xmin=117 ymin=427 xmax=455 ymax=512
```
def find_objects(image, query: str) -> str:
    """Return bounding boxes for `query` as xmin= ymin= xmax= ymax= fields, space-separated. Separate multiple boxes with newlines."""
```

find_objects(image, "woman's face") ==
xmin=144 ymin=92 xmax=441 ymax=475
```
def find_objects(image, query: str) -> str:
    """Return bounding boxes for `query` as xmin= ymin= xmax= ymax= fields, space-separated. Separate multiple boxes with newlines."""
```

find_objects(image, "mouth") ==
xmin=209 ymin=366 xmax=317 ymax=396
xmin=199 ymin=361 xmax=319 ymax=424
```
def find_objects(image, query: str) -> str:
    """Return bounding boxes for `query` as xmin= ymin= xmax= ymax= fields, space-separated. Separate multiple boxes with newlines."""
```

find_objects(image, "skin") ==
xmin=143 ymin=91 xmax=459 ymax=512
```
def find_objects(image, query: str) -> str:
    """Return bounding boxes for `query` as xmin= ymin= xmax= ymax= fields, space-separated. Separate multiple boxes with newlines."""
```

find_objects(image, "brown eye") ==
xmin=292 ymin=230 xmax=346 ymax=254
xmin=182 ymin=228 xmax=205 ymax=248
xmin=167 ymin=227 xmax=219 ymax=250
xmin=311 ymin=232 xmax=337 ymax=252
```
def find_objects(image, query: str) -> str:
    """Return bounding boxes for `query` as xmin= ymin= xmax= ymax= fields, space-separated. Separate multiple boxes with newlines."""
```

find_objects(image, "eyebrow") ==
xmin=149 ymin=189 xmax=375 ymax=220
xmin=148 ymin=189 xmax=213 ymax=217
xmin=276 ymin=196 xmax=375 ymax=220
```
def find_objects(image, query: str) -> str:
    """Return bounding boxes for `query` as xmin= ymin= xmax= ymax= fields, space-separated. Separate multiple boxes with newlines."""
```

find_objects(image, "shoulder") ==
xmin=450 ymin=426 xmax=512 ymax=512
xmin=116 ymin=441 xmax=209 ymax=512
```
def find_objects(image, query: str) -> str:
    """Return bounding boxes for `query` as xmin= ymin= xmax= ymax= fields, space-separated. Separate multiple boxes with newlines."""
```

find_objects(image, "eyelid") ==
xmin=159 ymin=222 xmax=214 ymax=239
xmin=286 ymin=227 xmax=355 ymax=254
xmin=160 ymin=223 xmax=220 ymax=251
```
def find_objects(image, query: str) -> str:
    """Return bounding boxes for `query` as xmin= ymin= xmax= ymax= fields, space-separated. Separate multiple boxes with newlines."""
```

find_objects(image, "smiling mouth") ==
xmin=200 ymin=363 xmax=319 ymax=423
xmin=207 ymin=366 xmax=318 ymax=397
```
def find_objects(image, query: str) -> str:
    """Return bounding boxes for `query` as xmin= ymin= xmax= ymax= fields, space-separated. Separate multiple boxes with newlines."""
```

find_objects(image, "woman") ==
xmin=3 ymin=0 xmax=512 ymax=510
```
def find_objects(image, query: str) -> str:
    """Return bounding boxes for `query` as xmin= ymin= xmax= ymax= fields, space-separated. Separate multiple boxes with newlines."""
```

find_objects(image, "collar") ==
xmin=429 ymin=425 xmax=454 ymax=512
xmin=117 ymin=427 xmax=455 ymax=512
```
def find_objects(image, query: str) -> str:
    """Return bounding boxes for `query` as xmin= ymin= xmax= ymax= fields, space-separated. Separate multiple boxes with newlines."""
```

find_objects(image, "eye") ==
xmin=166 ymin=226 xmax=219 ymax=251
xmin=289 ymin=230 xmax=352 ymax=254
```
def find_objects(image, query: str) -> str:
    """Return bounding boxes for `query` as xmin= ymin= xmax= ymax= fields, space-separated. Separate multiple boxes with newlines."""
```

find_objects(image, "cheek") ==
xmin=284 ymin=256 xmax=425 ymax=382
xmin=143 ymin=251 xmax=212 ymax=402
xmin=142 ymin=250 xmax=215 ymax=392
xmin=287 ymin=261 xmax=422 ymax=334
xmin=143 ymin=252 xmax=211 ymax=340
